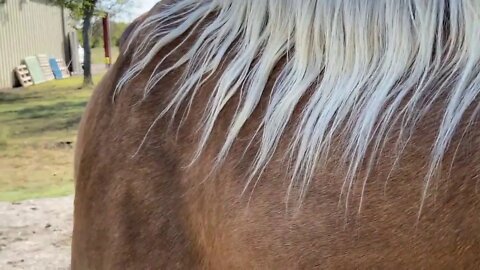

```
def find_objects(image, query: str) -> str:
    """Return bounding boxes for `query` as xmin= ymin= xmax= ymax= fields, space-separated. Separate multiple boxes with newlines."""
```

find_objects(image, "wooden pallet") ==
xmin=37 ymin=54 xmax=55 ymax=81
xmin=56 ymin=59 xmax=71 ymax=78
xmin=14 ymin=65 xmax=33 ymax=87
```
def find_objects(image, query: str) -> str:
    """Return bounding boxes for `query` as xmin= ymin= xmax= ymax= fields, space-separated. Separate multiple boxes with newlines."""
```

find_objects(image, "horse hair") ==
xmin=115 ymin=0 xmax=480 ymax=212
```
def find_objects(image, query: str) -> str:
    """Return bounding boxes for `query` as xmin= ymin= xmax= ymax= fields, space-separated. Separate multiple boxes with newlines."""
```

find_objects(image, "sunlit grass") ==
xmin=0 ymin=74 xmax=104 ymax=201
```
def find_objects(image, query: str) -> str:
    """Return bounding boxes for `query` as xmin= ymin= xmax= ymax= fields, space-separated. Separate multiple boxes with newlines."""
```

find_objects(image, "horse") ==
xmin=72 ymin=0 xmax=480 ymax=268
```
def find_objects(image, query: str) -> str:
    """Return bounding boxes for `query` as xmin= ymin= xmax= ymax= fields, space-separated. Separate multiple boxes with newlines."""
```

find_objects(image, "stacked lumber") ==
xmin=56 ymin=59 xmax=71 ymax=78
xmin=37 ymin=54 xmax=55 ymax=81
xmin=18 ymin=55 xmax=72 ymax=87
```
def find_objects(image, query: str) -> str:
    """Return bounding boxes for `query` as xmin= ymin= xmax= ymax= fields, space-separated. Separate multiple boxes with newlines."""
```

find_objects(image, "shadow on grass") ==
xmin=16 ymin=101 xmax=87 ymax=120
xmin=3 ymin=101 xmax=88 ymax=136
xmin=0 ymin=91 xmax=43 ymax=104
xmin=33 ymin=115 xmax=83 ymax=134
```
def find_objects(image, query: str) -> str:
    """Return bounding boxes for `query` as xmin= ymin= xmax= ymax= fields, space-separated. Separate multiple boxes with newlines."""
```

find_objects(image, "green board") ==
xmin=24 ymin=56 xmax=46 ymax=84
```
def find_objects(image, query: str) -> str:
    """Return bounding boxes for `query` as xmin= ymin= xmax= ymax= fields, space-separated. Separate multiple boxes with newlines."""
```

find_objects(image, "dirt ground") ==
xmin=0 ymin=196 xmax=73 ymax=270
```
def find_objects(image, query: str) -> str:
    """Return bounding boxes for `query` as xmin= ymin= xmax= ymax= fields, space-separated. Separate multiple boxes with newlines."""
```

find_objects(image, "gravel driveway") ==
xmin=0 ymin=196 xmax=73 ymax=270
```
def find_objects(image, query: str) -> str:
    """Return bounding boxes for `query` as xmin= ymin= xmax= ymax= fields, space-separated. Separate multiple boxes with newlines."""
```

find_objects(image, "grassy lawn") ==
xmin=91 ymin=46 xmax=120 ymax=65
xmin=0 ymin=74 xmax=103 ymax=202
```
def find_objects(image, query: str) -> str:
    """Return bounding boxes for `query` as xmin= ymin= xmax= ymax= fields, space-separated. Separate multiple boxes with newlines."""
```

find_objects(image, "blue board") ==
xmin=49 ymin=58 xmax=63 ymax=79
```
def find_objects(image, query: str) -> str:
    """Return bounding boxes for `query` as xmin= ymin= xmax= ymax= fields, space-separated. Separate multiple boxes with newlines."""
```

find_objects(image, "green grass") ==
xmin=91 ymin=46 xmax=120 ymax=65
xmin=0 ymin=74 xmax=104 ymax=201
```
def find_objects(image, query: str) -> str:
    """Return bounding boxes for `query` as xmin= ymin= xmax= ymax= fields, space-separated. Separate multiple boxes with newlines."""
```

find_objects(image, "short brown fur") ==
xmin=72 ymin=3 xmax=480 ymax=269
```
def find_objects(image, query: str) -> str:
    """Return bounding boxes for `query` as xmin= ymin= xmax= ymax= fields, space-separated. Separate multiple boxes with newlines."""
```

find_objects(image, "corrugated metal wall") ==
xmin=0 ymin=0 xmax=69 ymax=88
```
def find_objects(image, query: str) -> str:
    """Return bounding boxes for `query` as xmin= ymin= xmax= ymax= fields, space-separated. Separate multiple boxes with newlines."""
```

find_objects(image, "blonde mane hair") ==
xmin=116 ymin=0 xmax=480 ymax=211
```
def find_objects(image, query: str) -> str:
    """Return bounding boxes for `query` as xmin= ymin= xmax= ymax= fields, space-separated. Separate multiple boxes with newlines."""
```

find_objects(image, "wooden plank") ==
xmin=24 ymin=56 xmax=46 ymax=84
xmin=37 ymin=54 xmax=55 ymax=81
xmin=49 ymin=57 xmax=63 ymax=79
xmin=56 ymin=59 xmax=71 ymax=78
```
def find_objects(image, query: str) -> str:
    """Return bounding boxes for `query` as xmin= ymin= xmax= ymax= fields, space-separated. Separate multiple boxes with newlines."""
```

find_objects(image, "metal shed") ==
xmin=0 ymin=0 xmax=73 ymax=89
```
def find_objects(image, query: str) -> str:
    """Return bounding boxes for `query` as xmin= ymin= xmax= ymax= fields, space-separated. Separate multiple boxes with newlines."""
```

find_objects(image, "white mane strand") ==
xmin=116 ymin=0 xmax=480 ymax=210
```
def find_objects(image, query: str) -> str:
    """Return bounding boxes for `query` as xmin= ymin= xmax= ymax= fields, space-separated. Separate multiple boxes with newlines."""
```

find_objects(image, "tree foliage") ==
xmin=49 ymin=0 xmax=134 ymax=87
xmin=49 ymin=0 xmax=97 ymax=20
xmin=50 ymin=0 xmax=133 ymax=20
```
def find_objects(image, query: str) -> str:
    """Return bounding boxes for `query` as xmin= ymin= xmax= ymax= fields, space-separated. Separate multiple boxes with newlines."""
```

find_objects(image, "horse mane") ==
xmin=116 ymin=0 xmax=480 ymax=210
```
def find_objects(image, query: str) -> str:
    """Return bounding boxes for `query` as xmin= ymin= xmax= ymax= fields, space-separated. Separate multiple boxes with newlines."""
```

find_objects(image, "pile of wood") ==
xmin=14 ymin=55 xmax=72 ymax=88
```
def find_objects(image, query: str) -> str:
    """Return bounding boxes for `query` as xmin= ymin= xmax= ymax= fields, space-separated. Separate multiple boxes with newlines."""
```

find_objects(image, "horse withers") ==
xmin=72 ymin=0 xmax=480 ymax=268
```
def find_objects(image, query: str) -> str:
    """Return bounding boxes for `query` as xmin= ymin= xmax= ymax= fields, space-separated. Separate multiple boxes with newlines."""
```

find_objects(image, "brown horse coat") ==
xmin=72 ymin=1 xmax=480 ymax=269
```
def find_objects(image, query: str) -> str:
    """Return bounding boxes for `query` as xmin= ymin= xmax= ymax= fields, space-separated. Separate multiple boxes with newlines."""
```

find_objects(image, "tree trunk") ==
xmin=81 ymin=2 xmax=96 ymax=87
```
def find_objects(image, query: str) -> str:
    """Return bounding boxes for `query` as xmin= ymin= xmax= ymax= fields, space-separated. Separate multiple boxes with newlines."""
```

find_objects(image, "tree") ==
xmin=50 ymin=0 xmax=134 ymax=87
